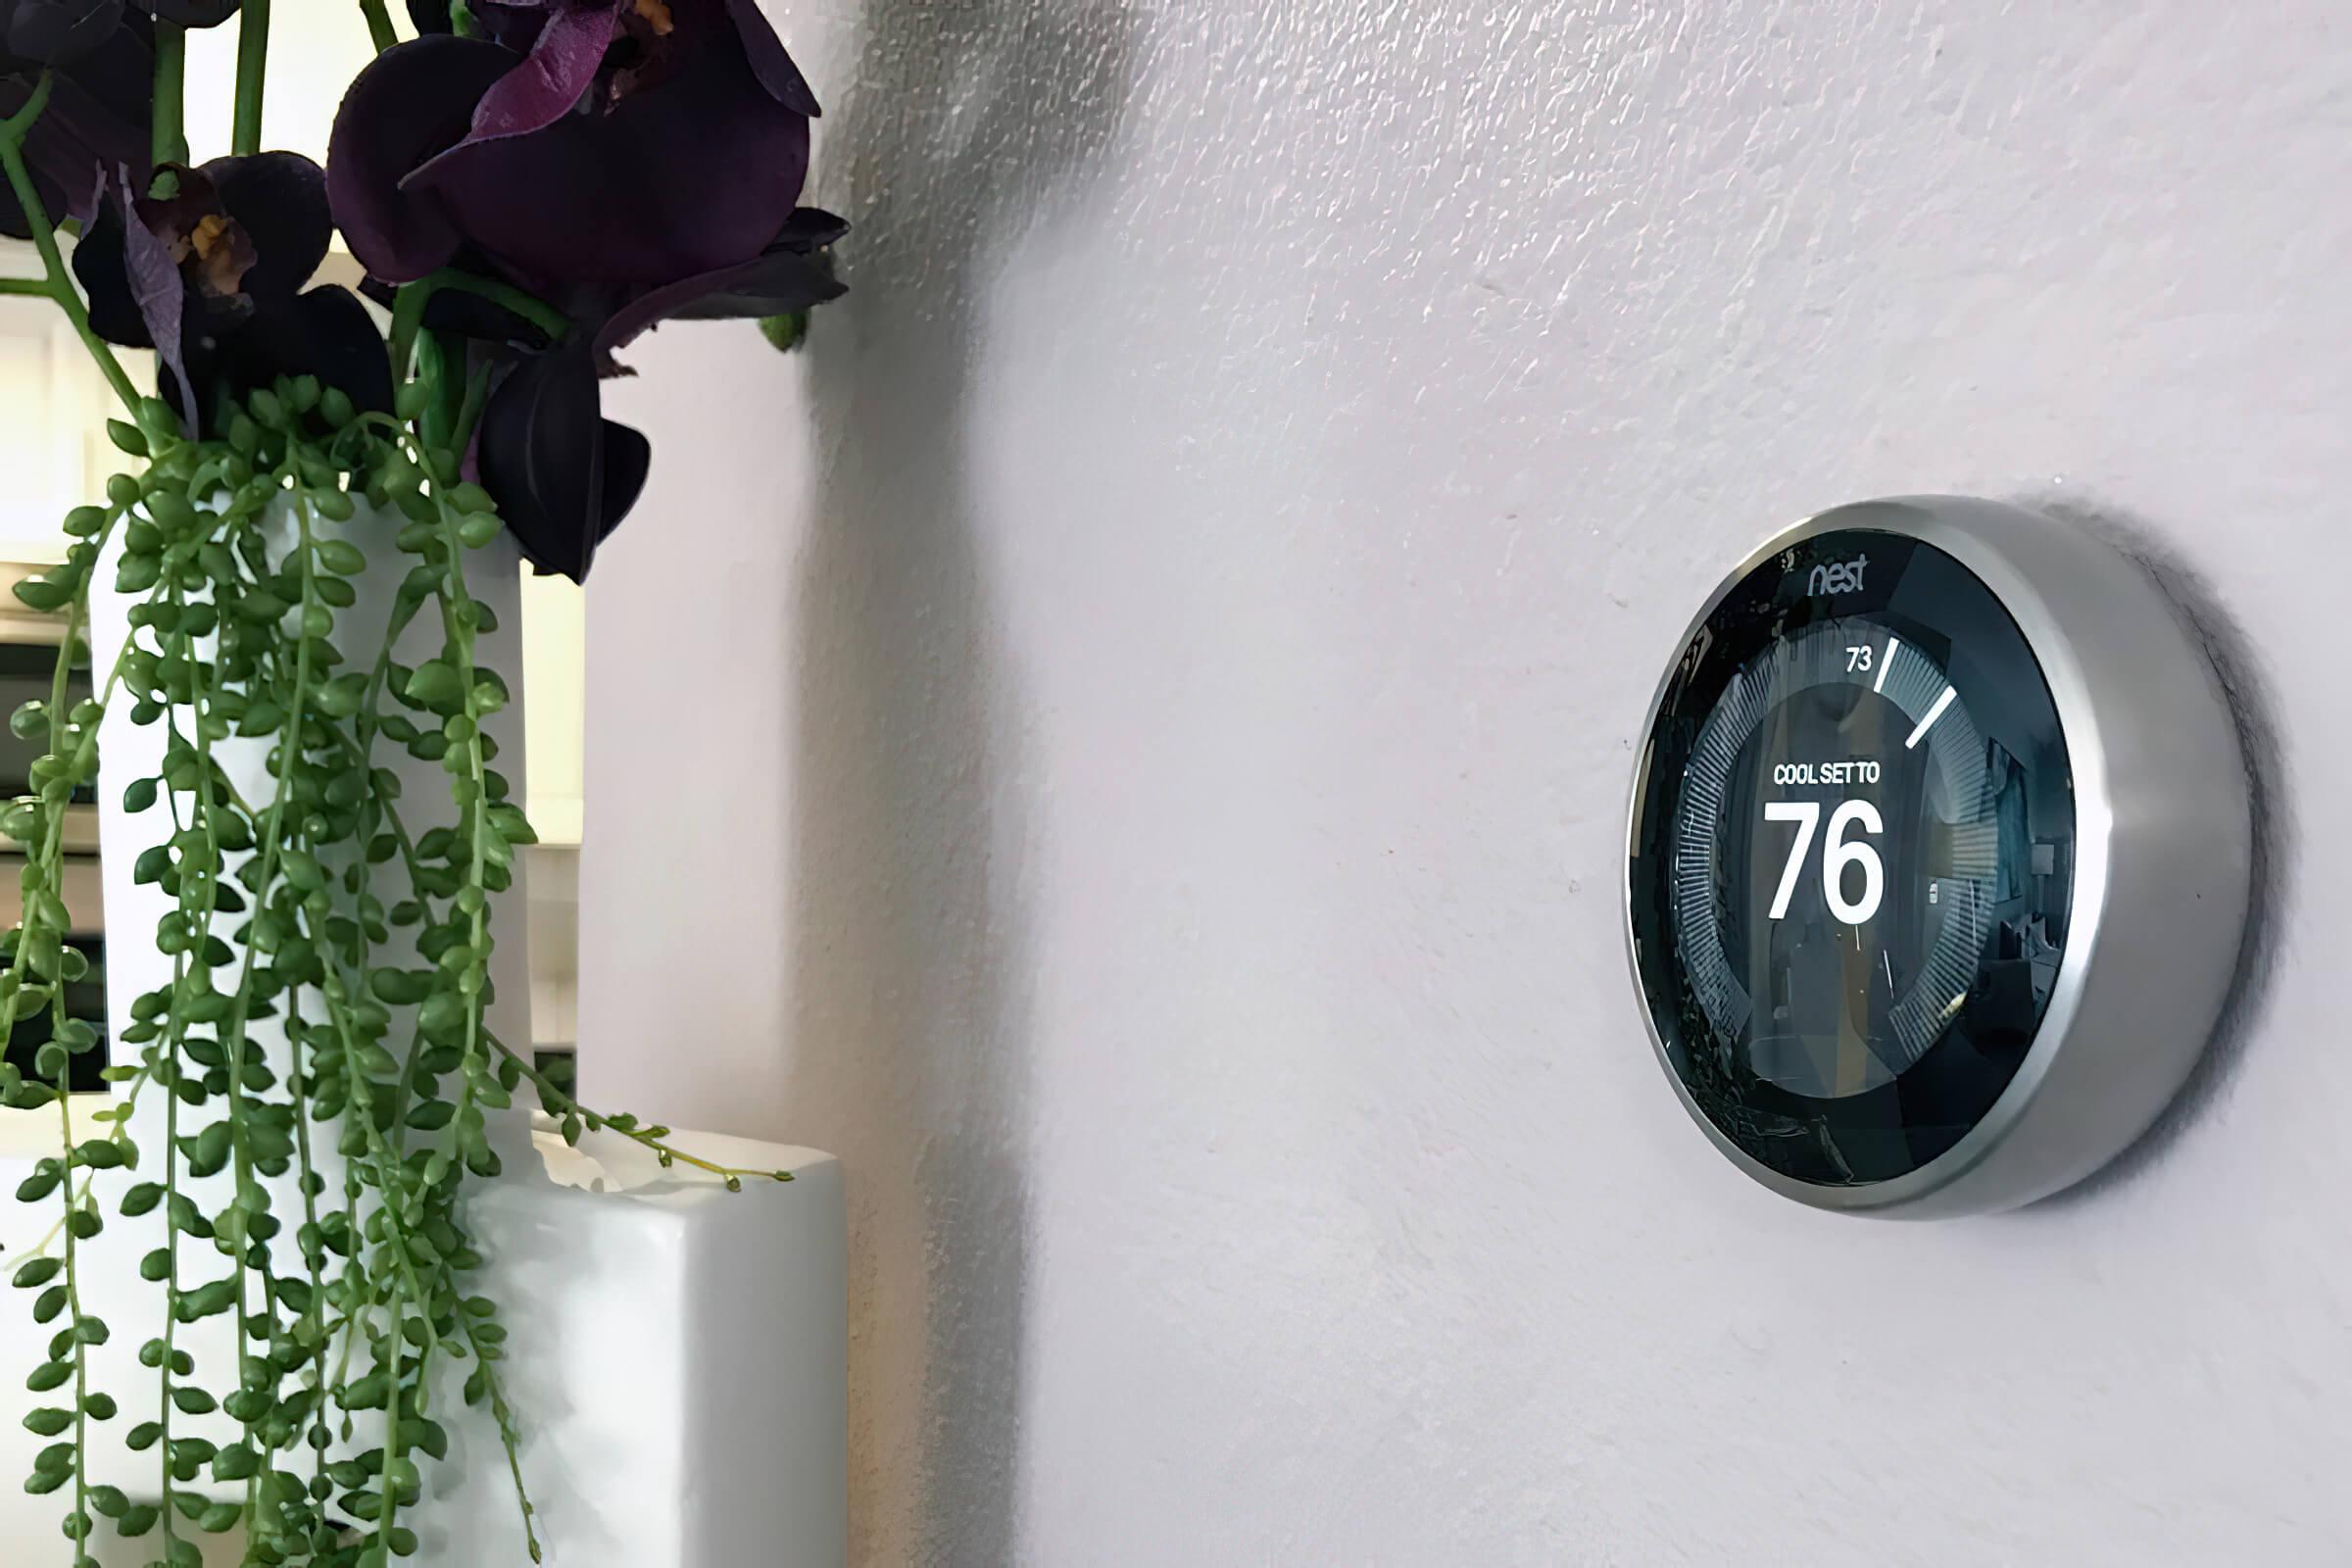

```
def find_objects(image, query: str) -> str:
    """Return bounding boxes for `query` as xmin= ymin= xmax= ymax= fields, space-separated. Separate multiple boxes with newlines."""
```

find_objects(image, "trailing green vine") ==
xmin=3 ymin=377 xmax=794 ymax=1566
xmin=0 ymin=0 xmax=841 ymax=1557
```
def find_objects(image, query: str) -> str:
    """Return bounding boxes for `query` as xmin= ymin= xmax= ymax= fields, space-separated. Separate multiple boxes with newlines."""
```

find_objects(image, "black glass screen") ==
xmin=1630 ymin=529 xmax=2075 ymax=1186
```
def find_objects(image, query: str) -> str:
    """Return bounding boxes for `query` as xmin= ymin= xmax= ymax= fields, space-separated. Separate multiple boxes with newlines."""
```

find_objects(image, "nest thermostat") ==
xmin=1625 ymin=496 xmax=2250 ymax=1216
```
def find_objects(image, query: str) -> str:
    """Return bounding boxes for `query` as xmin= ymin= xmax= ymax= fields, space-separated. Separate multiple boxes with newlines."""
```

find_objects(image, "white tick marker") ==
xmin=1874 ymin=636 xmax=1899 ymax=694
xmin=1905 ymin=685 xmax=1956 ymax=750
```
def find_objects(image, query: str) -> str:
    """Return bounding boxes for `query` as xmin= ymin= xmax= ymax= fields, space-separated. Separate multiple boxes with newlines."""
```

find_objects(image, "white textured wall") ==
xmin=585 ymin=3 xmax=2350 ymax=1562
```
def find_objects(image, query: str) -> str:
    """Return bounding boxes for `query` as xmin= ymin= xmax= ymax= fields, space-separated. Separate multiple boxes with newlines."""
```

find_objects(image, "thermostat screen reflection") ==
xmin=1629 ymin=532 xmax=2076 ymax=1186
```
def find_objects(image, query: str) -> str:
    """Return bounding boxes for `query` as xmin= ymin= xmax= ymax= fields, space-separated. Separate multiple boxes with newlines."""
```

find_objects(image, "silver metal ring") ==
xmin=1624 ymin=496 xmax=2251 ymax=1216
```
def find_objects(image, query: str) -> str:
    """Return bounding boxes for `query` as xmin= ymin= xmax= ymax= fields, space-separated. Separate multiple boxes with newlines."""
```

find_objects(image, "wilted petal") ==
xmin=122 ymin=189 xmax=196 ymax=416
xmin=594 ymin=207 xmax=845 ymax=359
xmin=478 ymin=339 xmax=650 ymax=583
xmin=327 ymin=34 xmax=510 ymax=281
xmin=5 ymin=0 xmax=126 ymax=66
xmin=463 ymin=0 xmax=619 ymax=147
xmin=69 ymin=172 xmax=181 ymax=358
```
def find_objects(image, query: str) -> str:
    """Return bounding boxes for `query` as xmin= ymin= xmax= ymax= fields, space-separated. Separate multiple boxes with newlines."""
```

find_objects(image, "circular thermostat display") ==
xmin=1629 ymin=530 xmax=2074 ymax=1185
xmin=1627 ymin=498 xmax=2250 ymax=1216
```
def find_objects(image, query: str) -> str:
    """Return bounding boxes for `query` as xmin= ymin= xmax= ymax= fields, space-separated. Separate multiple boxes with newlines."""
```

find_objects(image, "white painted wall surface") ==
xmin=585 ymin=3 xmax=2350 ymax=1562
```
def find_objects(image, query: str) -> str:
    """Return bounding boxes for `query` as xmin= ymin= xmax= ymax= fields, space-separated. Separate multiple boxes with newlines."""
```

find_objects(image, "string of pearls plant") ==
xmin=8 ymin=367 xmax=795 ymax=1565
xmin=6 ymin=378 xmax=793 ymax=1564
xmin=0 ymin=0 xmax=842 ymax=1560
xmin=0 ymin=10 xmax=819 ymax=1559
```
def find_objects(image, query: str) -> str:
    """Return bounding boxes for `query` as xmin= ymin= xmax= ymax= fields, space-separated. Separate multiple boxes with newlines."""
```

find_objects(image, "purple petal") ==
xmin=202 ymin=152 xmax=330 ymax=299
xmin=7 ymin=0 xmax=126 ymax=66
xmin=120 ymin=181 xmax=196 ymax=419
xmin=409 ymin=35 xmax=808 ymax=287
xmin=593 ymin=215 xmax=845 ymax=359
xmin=462 ymin=1 xmax=621 ymax=148
xmin=220 ymin=286 xmax=394 ymax=417
xmin=69 ymin=171 xmax=199 ymax=416
xmin=478 ymin=339 xmax=649 ymax=582
xmin=167 ymin=285 xmax=387 ymax=438
xmin=0 ymin=23 xmax=155 ymax=229
xmin=327 ymin=34 xmax=512 ymax=282
xmin=720 ymin=0 xmax=819 ymax=115
xmin=772 ymin=205 xmax=848 ymax=248
xmin=68 ymin=182 xmax=151 ymax=346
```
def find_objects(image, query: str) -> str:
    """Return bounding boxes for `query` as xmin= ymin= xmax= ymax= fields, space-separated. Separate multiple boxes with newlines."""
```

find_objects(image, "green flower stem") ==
xmin=432 ymin=270 xmax=571 ymax=343
xmin=0 ymin=276 xmax=52 ymax=296
xmin=390 ymin=270 xmax=572 ymax=380
xmin=387 ymin=285 xmax=429 ymax=384
xmin=0 ymin=74 xmax=138 ymax=412
xmin=230 ymin=0 xmax=270 ymax=157
xmin=0 ymin=67 xmax=47 ymax=137
xmin=358 ymin=0 xmax=400 ymax=54
xmin=152 ymin=22 xmax=187 ymax=168
xmin=451 ymin=361 xmax=493 ymax=453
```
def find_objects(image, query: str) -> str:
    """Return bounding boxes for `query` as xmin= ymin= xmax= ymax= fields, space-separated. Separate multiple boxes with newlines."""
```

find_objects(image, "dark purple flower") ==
xmin=74 ymin=152 xmax=390 ymax=434
xmin=334 ymin=1 xmax=816 ymax=293
xmin=0 ymin=6 xmax=151 ymax=237
xmin=474 ymin=337 xmax=648 ymax=582
xmin=0 ymin=0 xmax=233 ymax=74
xmin=327 ymin=0 xmax=842 ymax=579
xmin=2 ymin=0 xmax=125 ymax=66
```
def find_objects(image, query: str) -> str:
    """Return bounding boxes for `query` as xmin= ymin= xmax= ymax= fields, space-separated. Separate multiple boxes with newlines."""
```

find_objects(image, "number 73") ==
xmin=1765 ymin=800 xmax=1885 ymax=924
